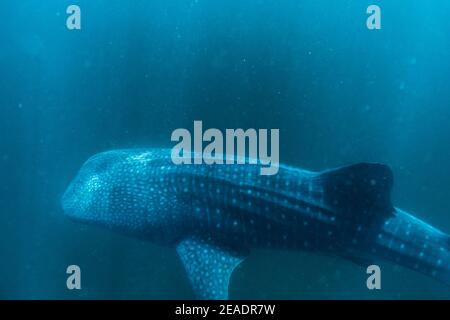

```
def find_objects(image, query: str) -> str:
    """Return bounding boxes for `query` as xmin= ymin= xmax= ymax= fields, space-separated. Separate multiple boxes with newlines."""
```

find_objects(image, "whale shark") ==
xmin=62 ymin=148 xmax=450 ymax=299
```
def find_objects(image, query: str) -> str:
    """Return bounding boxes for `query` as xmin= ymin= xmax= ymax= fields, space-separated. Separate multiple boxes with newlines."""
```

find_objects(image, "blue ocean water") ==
xmin=1 ymin=0 xmax=450 ymax=299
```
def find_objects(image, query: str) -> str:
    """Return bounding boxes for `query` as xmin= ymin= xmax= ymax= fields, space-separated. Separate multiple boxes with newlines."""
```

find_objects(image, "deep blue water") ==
xmin=1 ymin=0 xmax=450 ymax=299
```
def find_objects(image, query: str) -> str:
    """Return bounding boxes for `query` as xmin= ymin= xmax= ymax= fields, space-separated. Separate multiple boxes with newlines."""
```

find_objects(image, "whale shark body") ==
xmin=62 ymin=148 xmax=450 ymax=299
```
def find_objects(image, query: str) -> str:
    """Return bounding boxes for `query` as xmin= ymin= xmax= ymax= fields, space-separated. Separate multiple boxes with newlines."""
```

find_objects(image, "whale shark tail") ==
xmin=376 ymin=208 xmax=450 ymax=286
xmin=320 ymin=164 xmax=450 ymax=287
xmin=443 ymin=237 xmax=450 ymax=285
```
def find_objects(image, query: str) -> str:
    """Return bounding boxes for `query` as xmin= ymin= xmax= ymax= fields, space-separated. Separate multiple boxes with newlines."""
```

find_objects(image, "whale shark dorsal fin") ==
xmin=319 ymin=163 xmax=395 ymax=222
xmin=176 ymin=237 xmax=247 ymax=300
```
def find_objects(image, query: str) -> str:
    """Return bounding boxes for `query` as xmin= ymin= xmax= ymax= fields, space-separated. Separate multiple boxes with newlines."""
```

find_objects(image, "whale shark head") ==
xmin=62 ymin=149 xmax=177 ymax=240
xmin=62 ymin=151 xmax=121 ymax=226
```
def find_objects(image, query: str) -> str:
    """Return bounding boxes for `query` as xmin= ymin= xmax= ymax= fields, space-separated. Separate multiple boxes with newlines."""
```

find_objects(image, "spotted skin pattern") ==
xmin=62 ymin=148 xmax=450 ymax=299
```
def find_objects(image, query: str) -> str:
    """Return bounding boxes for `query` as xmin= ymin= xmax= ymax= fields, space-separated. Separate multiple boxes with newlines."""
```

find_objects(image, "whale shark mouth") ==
xmin=61 ymin=187 xmax=83 ymax=221
xmin=61 ymin=178 xmax=92 ymax=222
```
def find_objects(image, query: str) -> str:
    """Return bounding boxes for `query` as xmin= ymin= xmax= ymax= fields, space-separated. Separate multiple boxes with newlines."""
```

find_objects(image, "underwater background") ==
xmin=1 ymin=0 xmax=450 ymax=299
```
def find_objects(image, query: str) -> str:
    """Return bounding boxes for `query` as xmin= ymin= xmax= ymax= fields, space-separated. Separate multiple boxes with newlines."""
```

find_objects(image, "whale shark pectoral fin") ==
xmin=176 ymin=237 xmax=247 ymax=300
